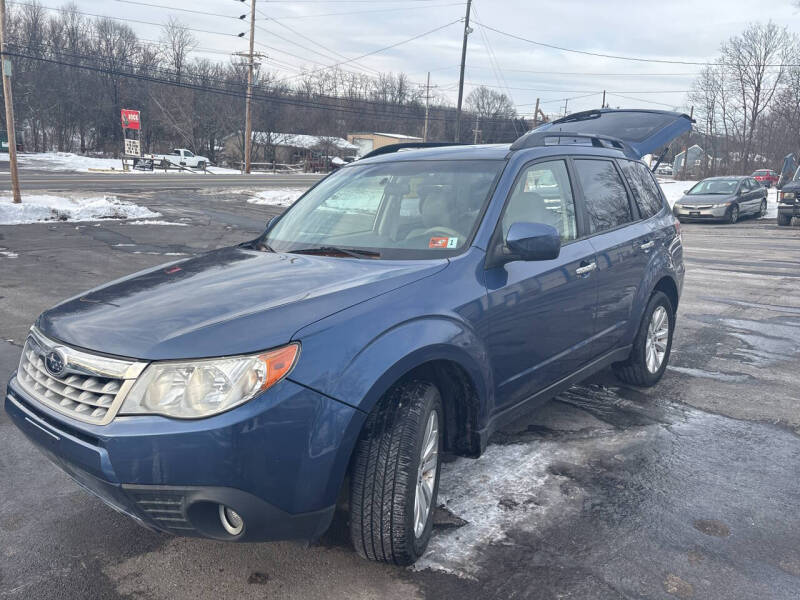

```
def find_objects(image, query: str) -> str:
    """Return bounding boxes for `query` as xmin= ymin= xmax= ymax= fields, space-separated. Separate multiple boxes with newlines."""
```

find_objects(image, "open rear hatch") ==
xmin=514 ymin=109 xmax=693 ymax=159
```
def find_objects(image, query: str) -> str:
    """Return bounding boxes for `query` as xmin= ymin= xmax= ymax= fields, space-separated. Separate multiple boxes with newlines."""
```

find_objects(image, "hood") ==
xmin=780 ymin=181 xmax=800 ymax=192
xmin=528 ymin=109 xmax=693 ymax=159
xmin=37 ymin=246 xmax=446 ymax=360
xmin=677 ymin=194 xmax=735 ymax=206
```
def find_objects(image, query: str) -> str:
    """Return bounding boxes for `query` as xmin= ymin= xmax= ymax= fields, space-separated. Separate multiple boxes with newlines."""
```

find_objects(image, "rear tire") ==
xmin=613 ymin=291 xmax=675 ymax=387
xmin=778 ymin=213 xmax=792 ymax=226
xmin=759 ymin=199 xmax=767 ymax=218
xmin=349 ymin=380 xmax=442 ymax=565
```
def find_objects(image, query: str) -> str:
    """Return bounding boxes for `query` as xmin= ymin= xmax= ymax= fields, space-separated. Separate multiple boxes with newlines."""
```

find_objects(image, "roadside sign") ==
xmin=121 ymin=109 xmax=141 ymax=130
xmin=124 ymin=138 xmax=141 ymax=157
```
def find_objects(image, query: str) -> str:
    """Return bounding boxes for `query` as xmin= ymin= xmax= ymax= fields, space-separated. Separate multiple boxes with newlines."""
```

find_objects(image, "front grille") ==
xmin=15 ymin=329 xmax=147 ymax=425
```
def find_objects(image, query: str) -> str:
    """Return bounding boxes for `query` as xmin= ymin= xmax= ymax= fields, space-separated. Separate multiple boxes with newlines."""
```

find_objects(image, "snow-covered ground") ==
xmin=246 ymin=188 xmax=306 ymax=207
xmin=0 ymin=194 xmax=160 ymax=224
xmin=5 ymin=152 xmax=240 ymax=174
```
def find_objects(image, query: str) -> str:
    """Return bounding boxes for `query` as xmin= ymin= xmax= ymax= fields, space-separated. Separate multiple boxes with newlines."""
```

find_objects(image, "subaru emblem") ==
xmin=44 ymin=349 xmax=67 ymax=378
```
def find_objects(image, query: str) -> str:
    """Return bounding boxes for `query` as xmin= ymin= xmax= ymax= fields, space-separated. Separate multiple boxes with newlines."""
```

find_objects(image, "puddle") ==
xmin=668 ymin=366 xmax=753 ymax=383
xmin=688 ymin=314 xmax=800 ymax=366
xmin=700 ymin=296 xmax=800 ymax=315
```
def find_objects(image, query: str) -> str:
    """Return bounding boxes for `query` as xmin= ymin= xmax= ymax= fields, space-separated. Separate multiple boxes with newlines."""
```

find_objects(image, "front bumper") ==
xmin=778 ymin=203 xmax=799 ymax=218
xmin=5 ymin=374 xmax=365 ymax=542
xmin=673 ymin=204 xmax=729 ymax=221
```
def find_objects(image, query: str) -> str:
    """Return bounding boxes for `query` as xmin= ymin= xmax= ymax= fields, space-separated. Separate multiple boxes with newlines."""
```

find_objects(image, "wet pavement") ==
xmin=1 ymin=191 xmax=799 ymax=599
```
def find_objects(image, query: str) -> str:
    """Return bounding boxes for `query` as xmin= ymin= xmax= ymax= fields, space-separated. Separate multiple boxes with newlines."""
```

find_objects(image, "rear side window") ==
xmin=574 ymin=159 xmax=632 ymax=233
xmin=619 ymin=160 xmax=665 ymax=219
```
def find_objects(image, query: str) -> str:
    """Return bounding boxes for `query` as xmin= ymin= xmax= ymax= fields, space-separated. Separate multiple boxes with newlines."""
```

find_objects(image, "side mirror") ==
xmin=504 ymin=222 xmax=561 ymax=262
xmin=683 ymin=189 xmax=689 ymax=194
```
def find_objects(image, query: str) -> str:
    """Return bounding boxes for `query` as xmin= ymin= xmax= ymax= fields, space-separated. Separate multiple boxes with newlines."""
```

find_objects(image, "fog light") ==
xmin=219 ymin=505 xmax=244 ymax=536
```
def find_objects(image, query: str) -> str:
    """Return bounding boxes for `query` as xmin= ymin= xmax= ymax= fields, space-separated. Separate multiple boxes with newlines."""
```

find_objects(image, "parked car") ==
xmin=656 ymin=163 xmax=673 ymax=176
xmin=777 ymin=166 xmax=800 ymax=226
xmin=673 ymin=176 xmax=768 ymax=224
xmin=751 ymin=169 xmax=778 ymax=187
xmin=5 ymin=109 xmax=688 ymax=565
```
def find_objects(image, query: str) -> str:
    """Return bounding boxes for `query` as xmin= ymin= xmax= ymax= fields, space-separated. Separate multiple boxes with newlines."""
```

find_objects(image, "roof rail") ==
xmin=509 ymin=130 xmax=636 ymax=158
xmin=359 ymin=142 xmax=462 ymax=160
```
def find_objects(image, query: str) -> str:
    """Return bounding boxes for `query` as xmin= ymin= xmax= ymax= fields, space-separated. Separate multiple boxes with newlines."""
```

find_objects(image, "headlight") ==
xmin=712 ymin=202 xmax=731 ymax=208
xmin=782 ymin=192 xmax=795 ymax=200
xmin=673 ymin=203 xmax=682 ymax=209
xmin=120 ymin=343 xmax=299 ymax=418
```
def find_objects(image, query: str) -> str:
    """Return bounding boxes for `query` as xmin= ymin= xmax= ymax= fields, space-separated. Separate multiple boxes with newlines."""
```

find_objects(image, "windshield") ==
xmin=687 ymin=179 xmax=740 ymax=195
xmin=263 ymin=159 xmax=504 ymax=259
xmin=753 ymin=170 xmax=769 ymax=176
xmin=793 ymin=166 xmax=800 ymax=181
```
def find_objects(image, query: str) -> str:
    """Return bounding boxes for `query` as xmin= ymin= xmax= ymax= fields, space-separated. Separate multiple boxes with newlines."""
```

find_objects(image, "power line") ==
xmin=110 ymin=0 xmax=245 ymax=20
xmin=606 ymin=93 xmax=683 ymax=108
xmin=274 ymin=19 xmax=463 ymax=83
xmin=9 ymin=2 xmax=245 ymax=38
xmin=259 ymin=2 xmax=465 ymax=20
xmin=471 ymin=19 xmax=800 ymax=67
xmin=463 ymin=81 xmax=691 ymax=93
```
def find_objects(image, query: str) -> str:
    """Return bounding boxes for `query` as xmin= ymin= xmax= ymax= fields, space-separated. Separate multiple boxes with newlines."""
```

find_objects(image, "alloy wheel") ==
xmin=729 ymin=205 xmax=739 ymax=224
xmin=414 ymin=410 xmax=439 ymax=539
xmin=645 ymin=306 xmax=669 ymax=374
xmin=760 ymin=200 xmax=767 ymax=217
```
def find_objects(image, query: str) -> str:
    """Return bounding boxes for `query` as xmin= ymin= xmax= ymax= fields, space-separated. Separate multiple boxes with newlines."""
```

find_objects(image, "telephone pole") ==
xmin=423 ymin=71 xmax=431 ymax=142
xmin=454 ymin=0 xmax=472 ymax=143
xmin=601 ymin=90 xmax=606 ymax=109
xmin=0 ymin=0 xmax=21 ymax=203
xmin=532 ymin=98 xmax=540 ymax=128
xmin=680 ymin=105 xmax=694 ymax=180
xmin=243 ymin=0 xmax=256 ymax=174
xmin=472 ymin=114 xmax=481 ymax=144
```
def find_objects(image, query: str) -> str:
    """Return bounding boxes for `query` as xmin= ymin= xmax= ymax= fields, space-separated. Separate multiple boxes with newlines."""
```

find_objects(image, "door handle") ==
xmin=640 ymin=241 xmax=655 ymax=251
xmin=575 ymin=262 xmax=597 ymax=276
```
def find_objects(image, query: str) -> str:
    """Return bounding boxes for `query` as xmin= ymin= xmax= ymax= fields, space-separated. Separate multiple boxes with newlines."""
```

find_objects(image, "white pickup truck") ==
xmin=151 ymin=149 xmax=209 ymax=170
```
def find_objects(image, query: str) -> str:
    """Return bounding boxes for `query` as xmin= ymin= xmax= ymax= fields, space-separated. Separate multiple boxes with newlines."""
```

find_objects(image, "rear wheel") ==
xmin=727 ymin=204 xmax=739 ymax=224
xmin=350 ymin=380 xmax=442 ymax=565
xmin=759 ymin=199 xmax=767 ymax=218
xmin=613 ymin=291 xmax=674 ymax=387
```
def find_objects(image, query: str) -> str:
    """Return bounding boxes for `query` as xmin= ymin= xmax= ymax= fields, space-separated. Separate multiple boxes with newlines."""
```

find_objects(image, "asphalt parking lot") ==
xmin=1 ymin=188 xmax=799 ymax=600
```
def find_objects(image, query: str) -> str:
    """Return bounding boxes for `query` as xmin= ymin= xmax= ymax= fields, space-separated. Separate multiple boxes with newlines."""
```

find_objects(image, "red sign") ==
xmin=121 ymin=109 xmax=141 ymax=130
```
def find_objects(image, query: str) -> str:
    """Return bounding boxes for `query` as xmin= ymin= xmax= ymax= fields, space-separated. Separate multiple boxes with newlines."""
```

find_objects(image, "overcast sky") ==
xmin=75 ymin=0 xmax=799 ymax=117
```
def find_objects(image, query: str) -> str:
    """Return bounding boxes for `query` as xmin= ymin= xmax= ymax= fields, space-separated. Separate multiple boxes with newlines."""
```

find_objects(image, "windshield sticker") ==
xmin=429 ymin=237 xmax=458 ymax=249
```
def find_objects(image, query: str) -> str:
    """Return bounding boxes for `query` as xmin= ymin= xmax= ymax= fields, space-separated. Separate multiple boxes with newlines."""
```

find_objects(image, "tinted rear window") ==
xmin=574 ymin=159 xmax=633 ymax=233
xmin=619 ymin=160 xmax=665 ymax=219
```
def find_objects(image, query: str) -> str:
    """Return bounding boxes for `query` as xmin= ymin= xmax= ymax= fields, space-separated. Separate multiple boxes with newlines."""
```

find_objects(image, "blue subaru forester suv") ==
xmin=5 ymin=109 xmax=688 ymax=565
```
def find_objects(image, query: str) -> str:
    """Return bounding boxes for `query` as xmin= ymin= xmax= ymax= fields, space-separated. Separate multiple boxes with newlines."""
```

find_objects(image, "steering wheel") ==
xmin=417 ymin=226 xmax=462 ymax=239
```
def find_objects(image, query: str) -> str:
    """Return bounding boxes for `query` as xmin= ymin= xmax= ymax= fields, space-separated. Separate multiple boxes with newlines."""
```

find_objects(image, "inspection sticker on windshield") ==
xmin=429 ymin=237 xmax=458 ymax=249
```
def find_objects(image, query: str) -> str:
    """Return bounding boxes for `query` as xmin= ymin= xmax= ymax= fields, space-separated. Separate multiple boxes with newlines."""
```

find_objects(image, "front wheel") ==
xmin=727 ymin=204 xmax=739 ymax=224
xmin=350 ymin=380 xmax=442 ymax=565
xmin=759 ymin=199 xmax=767 ymax=218
xmin=778 ymin=213 xmax=792 ymax=226
xmin=613 ymin=291 xmax=675 ymax=387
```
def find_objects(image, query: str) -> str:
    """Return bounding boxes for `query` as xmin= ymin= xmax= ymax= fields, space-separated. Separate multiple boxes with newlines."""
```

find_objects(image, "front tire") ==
xmin=727 ymin=204 xmax=739 ymax=224
xmin=778 ymin=213 xmax=792 ymax=226
xmin=759 ymin=199 xmax=767 ymax=218
xmin=613 ymin=291 xmax=675 ymax=387
xmin=350 ymin=380 xmax=442 ymax=565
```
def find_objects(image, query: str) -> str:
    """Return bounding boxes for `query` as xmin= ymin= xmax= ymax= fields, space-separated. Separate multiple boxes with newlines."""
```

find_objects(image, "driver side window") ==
xmin=501 ymin=160 xmax=578 ymax=242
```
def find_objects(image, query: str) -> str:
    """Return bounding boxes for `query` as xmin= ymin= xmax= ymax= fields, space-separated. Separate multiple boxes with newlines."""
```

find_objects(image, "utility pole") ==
xmin=563 ymin=97 xmax=569 ymax=117
xmin=532 ymin=98 xmax=540 ymax=128
xmin=601 ymin=90 xmax=606 ymax=109
xmin=0 ymin=0 xmax=21 ymax=203
xmin=423 ymin=71 xmax=431 ymax=142
xmin=472 ymin=114 xmax=480 ymax=144
xmin=680 ymin=105 xmax=694 ymax=181
xmin=454 ymin=0 xmax=472 ymax=143
xmin=243 ymin=0 xmax=256 ymax=174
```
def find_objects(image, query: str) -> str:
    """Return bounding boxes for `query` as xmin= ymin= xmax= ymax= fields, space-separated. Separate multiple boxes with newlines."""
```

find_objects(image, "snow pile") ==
xmin=658 ymin=179 xmax=697 ymax=208
xmin=0 ymin=194 xmax=160 ymax=224
xmin=17 ymin=152 xmax=125 ymax=172
xmin=127 ymin=219 xmax=188 ymax=226
xmin=246 ymin=188 xmax=305 ymax=207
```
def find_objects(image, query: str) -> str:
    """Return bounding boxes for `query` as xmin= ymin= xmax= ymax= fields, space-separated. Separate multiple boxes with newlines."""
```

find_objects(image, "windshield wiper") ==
xmin=290 ymin=246 xmax=381 ymax=259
